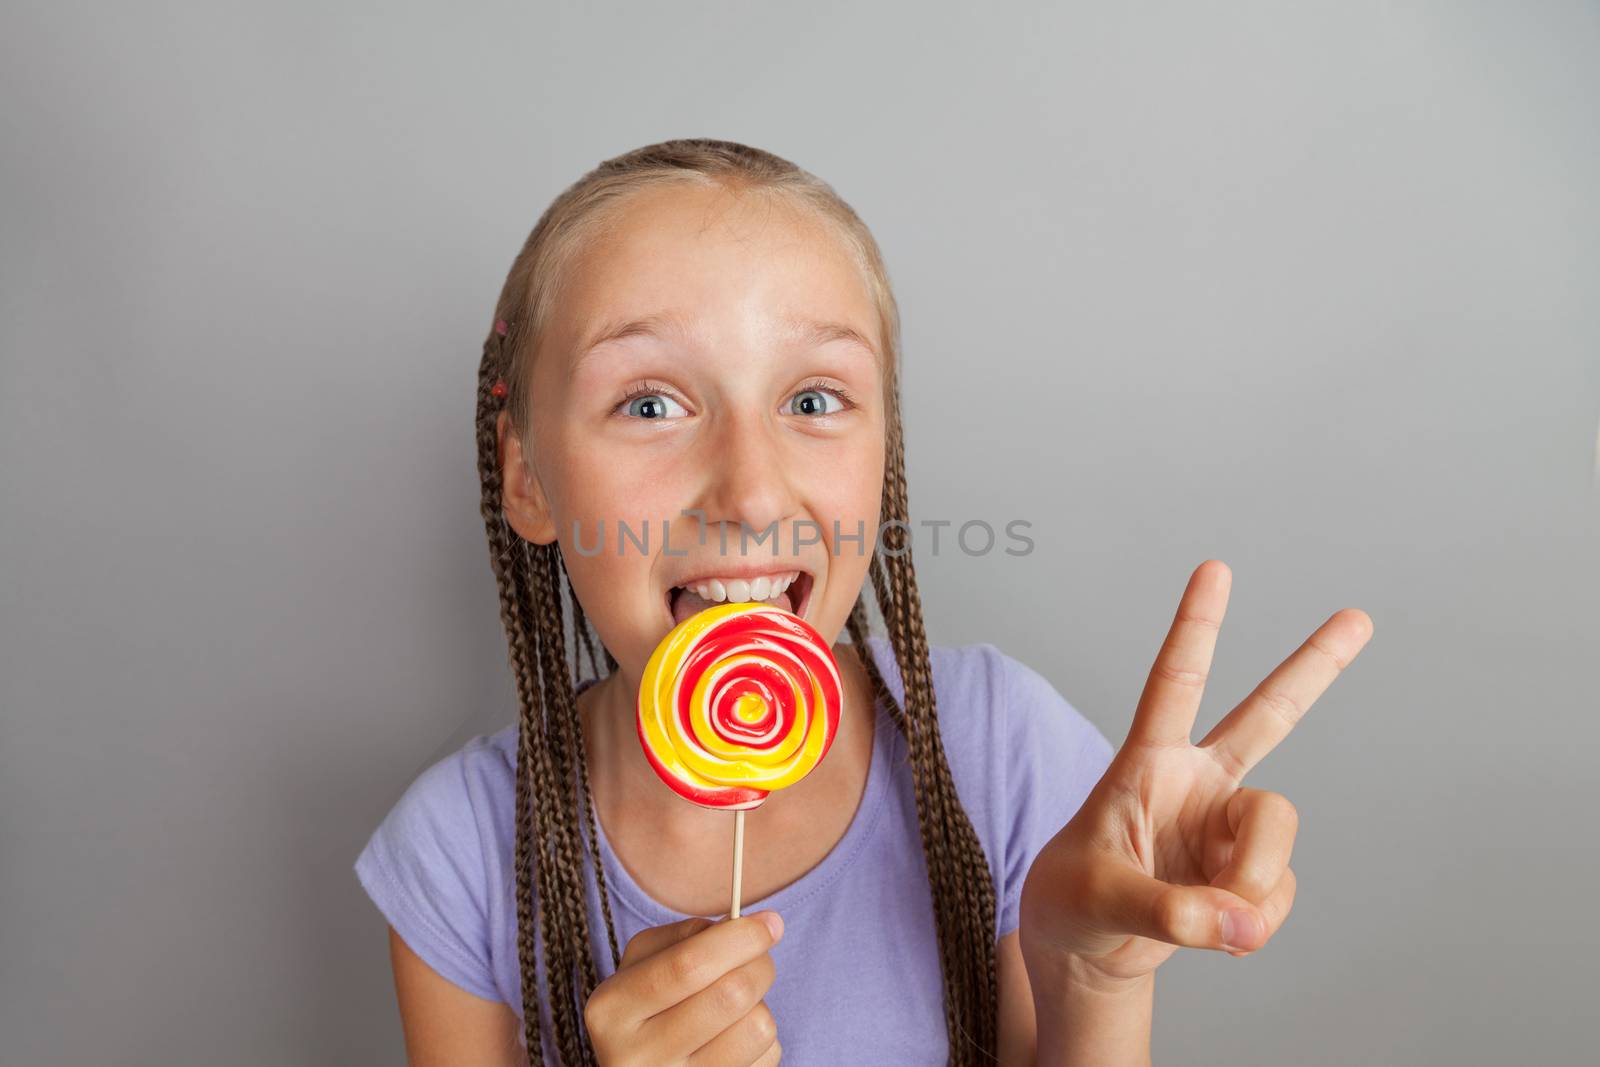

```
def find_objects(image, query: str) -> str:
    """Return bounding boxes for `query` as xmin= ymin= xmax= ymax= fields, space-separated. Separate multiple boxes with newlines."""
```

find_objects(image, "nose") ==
xmin=691 ymin=407 xmax=799 ymax=557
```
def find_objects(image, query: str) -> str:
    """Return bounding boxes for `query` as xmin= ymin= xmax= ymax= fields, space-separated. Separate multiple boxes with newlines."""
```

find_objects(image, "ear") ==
xmin=496 ymin=409 xmax=558 ymax=545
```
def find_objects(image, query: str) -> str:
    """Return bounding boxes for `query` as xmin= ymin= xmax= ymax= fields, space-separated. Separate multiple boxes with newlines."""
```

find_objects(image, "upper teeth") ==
xmin=683 ymin=571 xmax=800 ymax=604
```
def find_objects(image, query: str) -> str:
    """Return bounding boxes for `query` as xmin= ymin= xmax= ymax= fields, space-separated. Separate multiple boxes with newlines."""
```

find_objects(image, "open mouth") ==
xmin=665 ymin=569 xmax=814 ymax=628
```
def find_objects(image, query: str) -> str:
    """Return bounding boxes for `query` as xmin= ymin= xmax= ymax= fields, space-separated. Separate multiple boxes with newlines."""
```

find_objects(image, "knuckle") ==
xmin=713 ymin=967 xmax=759 ymax=1015
xmin=1256 ymin=686 xmax=1303 ymax=727
xmin=1307 ymin=633 xmax=1352 ymax=670
xmin=746 ymin=1001 xmax=778 ymax=1045
xmin=1152 ymin=658 xmax=1208 ymax=688
xmin=1201 ymin=739 xmax=1248 ymax=780
xmin=1152 ymin=889 xmax=1190 ymax=940
xmin=1269 ymin=792 xmax=1299 ymax=831
xmin=1150 ymin=886 xmax=1191 ymax=941
xmin=666 ymin=946 xmax=708 ymax=991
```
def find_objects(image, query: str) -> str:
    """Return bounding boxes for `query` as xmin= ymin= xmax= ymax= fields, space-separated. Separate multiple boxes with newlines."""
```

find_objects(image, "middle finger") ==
xmin=649 ymin=952 xmax=776 ymax=1058
xmin=1198 ymin=608 xmax=1372 ymax=779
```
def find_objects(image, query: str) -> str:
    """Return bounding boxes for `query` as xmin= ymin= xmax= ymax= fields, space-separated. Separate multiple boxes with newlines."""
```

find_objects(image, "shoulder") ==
xmin=863 ymin=634 xmax=1111 ymax=766
xmin=951 ymin=640 xmax=1115 ymax=807
xmin=362 ymin=726 xmax=520 ymax=878
xmin=353 ymin=725 xmax=520 ymax=1003
xmin=967 ymin=642 xmax=1115 ymax=935
xmin=982 ymin=642 xmax=1115 ymax=764
xmin=861 ymin=635 xmax=1116 ymax=935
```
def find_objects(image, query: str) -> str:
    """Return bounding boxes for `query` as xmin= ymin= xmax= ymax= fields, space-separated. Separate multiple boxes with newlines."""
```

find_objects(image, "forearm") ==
xmin=1030 ymin=956 xmax=1153 ymax=1067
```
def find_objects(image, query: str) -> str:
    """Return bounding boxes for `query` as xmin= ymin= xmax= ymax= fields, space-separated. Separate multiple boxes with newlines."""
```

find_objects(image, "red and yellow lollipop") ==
xmin=637 ymin=601 xmax=843 ymax=812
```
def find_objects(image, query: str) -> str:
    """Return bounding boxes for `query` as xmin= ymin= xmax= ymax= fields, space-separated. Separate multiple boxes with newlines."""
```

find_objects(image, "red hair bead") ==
xmin=494 ymin=318 xmax=509 ymax=337
xmin=490 ymin=380 xmax=508 ymax=398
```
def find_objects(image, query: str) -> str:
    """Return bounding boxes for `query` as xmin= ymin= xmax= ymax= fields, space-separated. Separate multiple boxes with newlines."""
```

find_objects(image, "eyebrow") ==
xmin=787 ymin=317 xmax=879 ymax=361
xmin=571 ymin=310 xmax=879 ymax=373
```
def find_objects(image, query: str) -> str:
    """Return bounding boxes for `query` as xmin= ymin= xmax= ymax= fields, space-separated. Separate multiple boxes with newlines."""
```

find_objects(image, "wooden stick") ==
xmin=729 ymin=808 xmax=746 ymax=919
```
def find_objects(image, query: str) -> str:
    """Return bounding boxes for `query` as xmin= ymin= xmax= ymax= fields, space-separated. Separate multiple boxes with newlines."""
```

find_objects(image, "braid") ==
xmin=566 ymin=566 xmax=602 ymax=682
xmin=854 ymin=379 xmax=1001 ymax=1063
xmin=477 ymin=319 xmax=620 ymax=1065
xmin=474 ymin=138 xmax=1001 ymax=1065
xmin=559 ymin=552 xmax=623 ymax=969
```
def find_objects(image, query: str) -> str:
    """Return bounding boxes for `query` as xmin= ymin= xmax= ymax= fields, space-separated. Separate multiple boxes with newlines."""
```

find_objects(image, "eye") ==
xmin=616 ymin=385 xmax=689 ymax=420
xmin=788 ymin=383 xmax=854 ymax=417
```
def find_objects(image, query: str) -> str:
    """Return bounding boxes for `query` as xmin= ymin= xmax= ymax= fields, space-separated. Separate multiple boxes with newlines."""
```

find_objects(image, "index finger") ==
xmin=619 ymin=915 xmax=717 ymax=971
xmin=621 ymin=914 xmax=780 ymax=1020
xmin=1128 ymin=560 xmax=1233 ymax=750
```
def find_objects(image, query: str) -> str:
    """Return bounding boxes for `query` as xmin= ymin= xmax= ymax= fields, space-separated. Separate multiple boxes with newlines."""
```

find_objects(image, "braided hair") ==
xmin=474 ymin=138 xmax=1000 ymax=1065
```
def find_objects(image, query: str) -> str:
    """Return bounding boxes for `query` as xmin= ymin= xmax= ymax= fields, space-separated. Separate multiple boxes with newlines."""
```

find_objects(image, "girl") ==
xmin=354 ymin=138 xmax=1373 ymax=1066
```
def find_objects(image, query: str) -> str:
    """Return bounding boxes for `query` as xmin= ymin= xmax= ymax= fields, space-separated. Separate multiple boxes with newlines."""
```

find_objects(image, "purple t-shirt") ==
xmin=354 ymin=634 xmax=1114 ymax=1064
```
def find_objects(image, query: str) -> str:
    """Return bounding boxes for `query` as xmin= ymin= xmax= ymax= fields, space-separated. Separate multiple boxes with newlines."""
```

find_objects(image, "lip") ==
xmin=662 ymin=567 xmax=816 ymax=627
xmin=669 ymin=561 xmax=806 ymax=586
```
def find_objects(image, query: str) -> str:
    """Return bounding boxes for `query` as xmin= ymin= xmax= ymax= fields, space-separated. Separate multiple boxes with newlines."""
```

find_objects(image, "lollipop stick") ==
xmin=729 ymin=809 xmax=746 ymax=919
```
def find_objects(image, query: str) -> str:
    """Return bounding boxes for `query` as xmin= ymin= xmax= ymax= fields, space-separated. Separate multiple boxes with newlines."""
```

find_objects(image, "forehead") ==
xmin=552 ymin=183 xmax=881 ymax=358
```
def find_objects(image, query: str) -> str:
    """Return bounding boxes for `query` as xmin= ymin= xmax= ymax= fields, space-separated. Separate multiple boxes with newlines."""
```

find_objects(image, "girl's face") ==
xmin=498 ymin=182 xmax=887 ymax=687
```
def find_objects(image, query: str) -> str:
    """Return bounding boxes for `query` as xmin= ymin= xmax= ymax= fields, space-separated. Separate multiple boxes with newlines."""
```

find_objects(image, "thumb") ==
xmin=1096 ymin=861 xmax=1266 ymax=953
xmin=618 ymin=914 xmax=717 ymax=970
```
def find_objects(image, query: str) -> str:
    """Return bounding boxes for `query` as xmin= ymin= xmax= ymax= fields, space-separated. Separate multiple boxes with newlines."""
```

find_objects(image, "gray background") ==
xmin=3 ymin=1 xmax=1595 ymax=1064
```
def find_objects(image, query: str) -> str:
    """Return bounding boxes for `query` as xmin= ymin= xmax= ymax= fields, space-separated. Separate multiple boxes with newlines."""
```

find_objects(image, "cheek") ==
xmin=532 ymin=425 xmax=685 ymax=658
xmin=818 ymin=442 xmax=884 ymax=516
xmin=818 ymin=463 xmax=881 ymax=528
xmin=557 ymin=460 xmax=652 ymax=523
xmin=809 ymin=452 xmax=884 ymax=579
xmin=540 ymin=420 xmax=688 ymax=529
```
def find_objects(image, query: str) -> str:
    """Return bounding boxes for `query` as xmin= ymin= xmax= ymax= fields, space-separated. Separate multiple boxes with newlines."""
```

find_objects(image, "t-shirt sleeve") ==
xmin=993 ymin=646 xmax=1117 ymax=938
xmin=353 ymin=747 xmax=500 ymax=1002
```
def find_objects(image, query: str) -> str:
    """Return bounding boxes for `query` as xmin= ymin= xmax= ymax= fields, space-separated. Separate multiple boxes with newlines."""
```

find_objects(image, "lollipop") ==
xmin=637 ymin=600 xmax=844 ymax=915
xmin=638 ymin=600 xmax=843 ymax=809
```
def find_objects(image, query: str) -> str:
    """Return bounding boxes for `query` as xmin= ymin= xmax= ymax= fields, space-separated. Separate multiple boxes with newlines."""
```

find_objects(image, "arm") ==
xmin=388 ymin=925 xmax=524 ymax=1066
xmin=1027 ymin=951 xmax=1152 ymax=1067
xmin=996 ymin=931 xmax=1036 ymax=1065
xmin=998 ymin=929 xmax=1152 ymax=1067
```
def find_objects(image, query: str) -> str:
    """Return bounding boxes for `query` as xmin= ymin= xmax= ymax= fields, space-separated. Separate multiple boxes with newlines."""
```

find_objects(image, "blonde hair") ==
xmin=474 ymin=138 xmax=1000 ymax=1064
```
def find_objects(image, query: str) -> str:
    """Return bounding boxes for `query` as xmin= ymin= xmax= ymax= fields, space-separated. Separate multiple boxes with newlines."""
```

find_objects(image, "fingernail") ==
xmin=1221 ymin=909 xmax=1256 ymax=950
xmin=755 ymin=910 xmax=784 ymax=942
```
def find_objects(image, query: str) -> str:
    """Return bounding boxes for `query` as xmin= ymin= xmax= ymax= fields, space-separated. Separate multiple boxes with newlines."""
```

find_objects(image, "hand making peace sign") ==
xmin=1018 ymin=560 xmax=1374 ymax=986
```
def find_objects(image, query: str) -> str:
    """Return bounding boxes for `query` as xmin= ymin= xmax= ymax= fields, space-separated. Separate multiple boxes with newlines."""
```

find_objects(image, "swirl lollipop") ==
xmin=637 ymin=600 xmax=843 ymax=915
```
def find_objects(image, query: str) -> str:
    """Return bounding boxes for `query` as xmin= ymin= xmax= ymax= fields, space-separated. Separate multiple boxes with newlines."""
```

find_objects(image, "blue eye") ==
xmin=790 ymin=387 xmax=846 ymax=416
xmin=619 ymin=390 xmax=689 ymax=420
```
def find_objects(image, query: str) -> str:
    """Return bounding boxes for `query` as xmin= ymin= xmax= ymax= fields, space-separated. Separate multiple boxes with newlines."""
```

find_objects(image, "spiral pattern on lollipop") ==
xmin=637 ymin=601 xmax=843 ymax=811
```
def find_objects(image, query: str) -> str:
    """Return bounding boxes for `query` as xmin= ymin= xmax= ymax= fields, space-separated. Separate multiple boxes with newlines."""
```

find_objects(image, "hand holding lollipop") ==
xmin=637 ymin=600 xmax=844 ymax=916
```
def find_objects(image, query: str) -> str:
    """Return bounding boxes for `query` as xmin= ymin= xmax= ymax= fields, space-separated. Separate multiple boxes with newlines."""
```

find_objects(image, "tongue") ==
xmin=672 ymin=586 xmax=791 ymax=626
